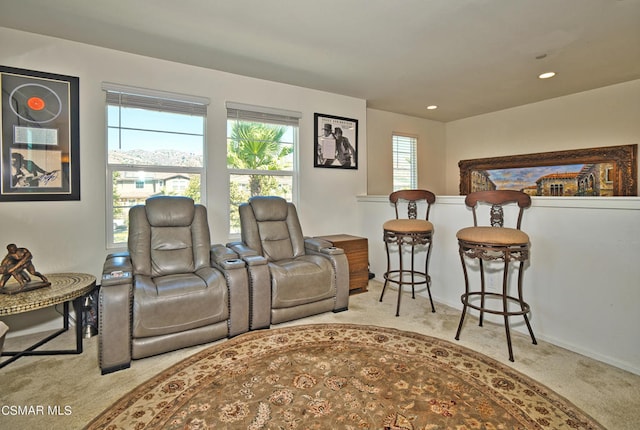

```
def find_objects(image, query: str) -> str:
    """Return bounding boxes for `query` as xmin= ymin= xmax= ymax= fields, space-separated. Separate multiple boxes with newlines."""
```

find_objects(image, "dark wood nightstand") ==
xmin=315 ymin=234 xmax=369 ymax=294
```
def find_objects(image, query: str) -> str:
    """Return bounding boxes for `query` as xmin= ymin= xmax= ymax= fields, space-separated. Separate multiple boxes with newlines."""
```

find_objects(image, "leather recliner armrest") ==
xmin=226 ymin=242 xmax=271 ymax=330
xmin=304 ymin=237 xmax=345 ymax=255
xmin=226 ymin=241 xmax=260 ymax=258
xmin=210 ymin=244 xmax=239 ymax=265
xmin=99 ymin=252 xmax=134 ymax=374
xmin=210 ymin=244 xmax=250 ymax=337
xmin=303 ymin=239 xmax=349 ymax=313
xmin=101 ymin=252 xmax=133 ymax=287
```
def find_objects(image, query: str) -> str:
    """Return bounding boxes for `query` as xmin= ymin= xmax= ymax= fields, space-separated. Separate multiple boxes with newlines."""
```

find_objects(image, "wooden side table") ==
xmin=0 ymin=272 xmax=96 ymax=368
xmin=315 ymin=234 xmax=369 ymax=294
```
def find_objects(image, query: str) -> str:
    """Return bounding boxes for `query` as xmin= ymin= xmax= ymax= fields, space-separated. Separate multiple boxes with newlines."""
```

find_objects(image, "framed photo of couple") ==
xmin=0 ymin=65 xmax=80 ymax=201
xmin=314 ymin=113 xmax=358 ymax=169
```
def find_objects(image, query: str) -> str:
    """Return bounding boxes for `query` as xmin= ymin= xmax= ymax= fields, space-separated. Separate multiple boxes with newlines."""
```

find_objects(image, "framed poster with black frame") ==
xmin=0 ymin=66 xmax=79 ymax=201
xmin=314 ymin=113 xmax=358 ymax=169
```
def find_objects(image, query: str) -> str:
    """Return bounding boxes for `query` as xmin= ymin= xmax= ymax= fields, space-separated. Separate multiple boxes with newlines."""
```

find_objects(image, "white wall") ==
xmin=0 ymin=27 xmax=367 ymax=334
xmin=444 ymin=79 xmax=640 ymax=195
xmin=2 ymin=27 xmax=639 ymax=376
xmin=358 ymin=80 xmax=640 ymax=375
xmin=357 ymin=195 xmax=640 ymax=375
xmin=366 ymin=109 xmax=446 ymax=195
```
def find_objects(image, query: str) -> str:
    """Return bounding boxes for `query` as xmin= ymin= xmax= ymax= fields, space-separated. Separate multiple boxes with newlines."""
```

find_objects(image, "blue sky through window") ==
xmin=107 ymin=106 xmax=204 ymax=155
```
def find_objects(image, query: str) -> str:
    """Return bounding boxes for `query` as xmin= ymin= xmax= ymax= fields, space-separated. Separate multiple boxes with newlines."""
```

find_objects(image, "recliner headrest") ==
xmin=249 ymin=196 xmax=288 ymax=222
xmin=145 ymin=196 xmax=195 ymax=227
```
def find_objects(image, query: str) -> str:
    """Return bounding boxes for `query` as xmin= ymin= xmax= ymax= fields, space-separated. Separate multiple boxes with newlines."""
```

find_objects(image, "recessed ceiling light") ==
xmin=538 ymin=72 xmax=556 ymax=79
xmin=426 ymin=105 xmax=438 ymax=110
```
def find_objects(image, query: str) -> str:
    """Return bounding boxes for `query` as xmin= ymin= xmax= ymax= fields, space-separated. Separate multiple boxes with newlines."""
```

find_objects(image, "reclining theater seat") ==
xmin=0 ymin=321 xmax=8 ymax=354
xmin=230 ymin=196 xmax=349 ymax=329
xmin=99 ymin=196 xmax=249 ymax=374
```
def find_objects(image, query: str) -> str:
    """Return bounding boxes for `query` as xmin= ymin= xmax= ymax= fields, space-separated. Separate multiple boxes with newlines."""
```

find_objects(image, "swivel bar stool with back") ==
xmin=454 ymin=190 xmax=537 ymax=362
xmin=380 ymin=189 xmax=436 ymax=316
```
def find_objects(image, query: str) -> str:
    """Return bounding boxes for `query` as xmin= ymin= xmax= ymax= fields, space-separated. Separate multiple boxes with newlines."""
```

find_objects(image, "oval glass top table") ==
xmin=0 ymin=273 xmax=97 ymax=368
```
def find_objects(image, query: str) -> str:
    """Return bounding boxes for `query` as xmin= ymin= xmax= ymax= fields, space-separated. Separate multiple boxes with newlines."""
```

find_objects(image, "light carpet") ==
xmin=1 ymin=281 xmax=639 ymax=429
xmin=85 ymin=323 xmax=605 ymax=429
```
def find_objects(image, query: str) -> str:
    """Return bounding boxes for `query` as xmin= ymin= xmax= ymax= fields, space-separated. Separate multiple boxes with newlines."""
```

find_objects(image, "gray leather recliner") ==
xmin=99 ymin=196 xmax=249 ymax=374
xmin=229 ymin=196 xmax=349 ymax=330
xmin=0 ymin=321 xmax=8 ymax=354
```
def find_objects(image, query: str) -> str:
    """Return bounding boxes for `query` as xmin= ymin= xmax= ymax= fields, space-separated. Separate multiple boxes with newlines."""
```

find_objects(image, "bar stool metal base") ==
xmin=380 ymin=231 xmax=435 ymax=317
xmin=454 ymin=242 xmax=537 ymax=362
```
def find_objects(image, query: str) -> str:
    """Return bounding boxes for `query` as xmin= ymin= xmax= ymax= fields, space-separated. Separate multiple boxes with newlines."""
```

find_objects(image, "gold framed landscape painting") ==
xmin=0 ymin=65 xmax=80 ymax=201
xmin=459 ymin=144 xmax=637 ymax=197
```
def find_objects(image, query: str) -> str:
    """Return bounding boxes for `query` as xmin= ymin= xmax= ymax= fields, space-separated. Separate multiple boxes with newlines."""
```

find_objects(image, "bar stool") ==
xmin=380 ymin=189 xmax=436 ymax=316
xmin=454 ymin=190 xmax=537 ymax=362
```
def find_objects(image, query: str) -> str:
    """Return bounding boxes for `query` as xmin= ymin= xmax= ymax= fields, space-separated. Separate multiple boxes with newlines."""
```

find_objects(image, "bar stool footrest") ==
xmin=383 ymin=269 xmax=430 ymax=286
xmin=460 ymin=291 xmax=531 ymax=316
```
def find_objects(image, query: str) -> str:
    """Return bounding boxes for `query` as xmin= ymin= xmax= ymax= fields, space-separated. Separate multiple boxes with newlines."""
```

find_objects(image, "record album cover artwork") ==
xmin=0 ymin=66 xmax=79 ymax=201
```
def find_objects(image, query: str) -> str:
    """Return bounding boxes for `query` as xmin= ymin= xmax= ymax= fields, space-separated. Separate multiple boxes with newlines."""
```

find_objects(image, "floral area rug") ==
xmin=86 ymin=324 xmax=604 ymax=429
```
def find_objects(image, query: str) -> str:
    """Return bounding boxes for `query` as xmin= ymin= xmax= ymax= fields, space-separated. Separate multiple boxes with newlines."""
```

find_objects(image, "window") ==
xmin=104 ymin=83 xmax=209 ymax=247
xmin=392 ymin=134 xmax=417 ymax=191
xmin=226 ymin=102 xmax=301 ymax=235
xmin=605 ymin=167 xmax=613 ymax=183
xmin=550 ymin=184 xmax=564 ymax=196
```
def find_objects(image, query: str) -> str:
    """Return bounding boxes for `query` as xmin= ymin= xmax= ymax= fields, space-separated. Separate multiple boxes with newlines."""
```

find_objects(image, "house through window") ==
xmin=226 ymin=102 xmax=301 ymax=235
xmin=104 ymin=83 xmax=209 ymax=247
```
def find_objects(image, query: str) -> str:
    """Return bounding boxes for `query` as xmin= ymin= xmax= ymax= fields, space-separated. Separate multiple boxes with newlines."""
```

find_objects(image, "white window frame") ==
xmin=103 ymin=82 xmax=209 ymax=248
xmin=226 ymin=102 xmax=301 ymax=236
xmin=392 ymin=133 xmax=418 ymax=191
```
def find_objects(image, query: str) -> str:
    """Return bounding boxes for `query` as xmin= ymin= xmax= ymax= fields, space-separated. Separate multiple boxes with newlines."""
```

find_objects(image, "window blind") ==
xmin=226 ymin=101 xmax=302 ymax=126
xmin=102 ymin=82 xmax=209 ymax=116
xmin=392 ymin=134 xmax=418 ymax=190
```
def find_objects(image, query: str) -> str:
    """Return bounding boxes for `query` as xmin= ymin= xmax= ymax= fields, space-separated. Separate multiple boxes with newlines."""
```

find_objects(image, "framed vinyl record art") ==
xmin=0 ymin=66 xmax=80 ymax=201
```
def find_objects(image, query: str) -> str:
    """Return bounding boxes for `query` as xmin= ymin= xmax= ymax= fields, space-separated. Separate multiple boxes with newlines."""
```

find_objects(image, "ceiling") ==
xmin=1 ymin=0 xmax=639 ymax=122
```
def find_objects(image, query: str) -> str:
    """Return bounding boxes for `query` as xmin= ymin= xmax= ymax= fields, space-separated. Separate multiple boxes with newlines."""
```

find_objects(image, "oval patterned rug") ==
xmin=86 ymin=324 xmax=604 ymax=429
